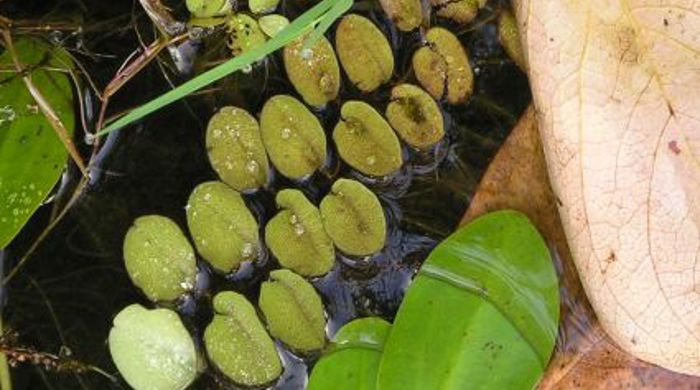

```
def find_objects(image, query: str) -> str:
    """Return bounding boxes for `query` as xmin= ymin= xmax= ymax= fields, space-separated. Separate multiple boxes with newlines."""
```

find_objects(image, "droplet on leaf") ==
xmin=320 ymin=179 xmax=386 ymax=256
xmin=123 ymin=215 xmax=197 ymax=302
xmin=283 ymin=36 xmax=340 ymax=107
xmin=386 ymin=83 xmax=445 ymax=149
xmin=498 ymin=10 xmax=526 ymax=71
xmin=186 ymin=0 xmax=232 ymax=18
xmin=412 ymin=27 xmax=473 ymax=104
xmin=260 ymin=95 xmax=327 ymax=180
xmin=259 ymin=269 xmax=326 ymax=352
xmin=333 ymin=101 xmax=403 ymax=176
xmin=249 ymin=0 xmax=279 ymax=14
xmin=227 ymin=14 xmax=267 ymax=56
xmin=335 ymin=14 xmax=394 ymax=92
xmin=429 ymin=0 xmax=485 ymax=24
xmin=186 ymin=181 xmax=259 ymax=273
xmin=206 ymin=106 xmax=269 ymax=192
xmin=265 ymin=189 xmax=335 ymax=276
xmin=259 ymin=14 xmax=289 ymax=38
xmin=379 ymin=0 xmax=423 ymax=31
xmin=204 ymin=291 xmax=282 ymax=386
xmin=109 ymin=304 xmax=198 ymax=390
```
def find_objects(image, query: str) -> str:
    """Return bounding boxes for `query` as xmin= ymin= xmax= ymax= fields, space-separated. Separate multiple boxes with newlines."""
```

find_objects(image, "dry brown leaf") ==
xmin=512 ymin=0 xmax=700 ymax=375
xmin=462 ymin=106 xmax=700 ymax=388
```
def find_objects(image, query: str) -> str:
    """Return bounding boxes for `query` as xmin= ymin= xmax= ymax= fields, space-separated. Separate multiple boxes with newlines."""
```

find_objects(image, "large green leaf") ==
xmin=0 ymin=38 xmax=74 ymax=248
xmin=308 ymin=317 xmax=391 ymax=390
xmin=377 ymin=210 xmax=559 ymax=389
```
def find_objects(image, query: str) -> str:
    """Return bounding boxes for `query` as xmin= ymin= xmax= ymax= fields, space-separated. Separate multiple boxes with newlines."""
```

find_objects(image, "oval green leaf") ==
xmin=259 ymin=14 xmax=290 ymax=38
xmin=429 ymin=0 xmax=485 ymax=24
xmin=260 ymin=95 xmax=327 ymax=179
xmin=227 ymin=14 xmax=267 ymax=56
xmin=283 ymin=35 xmax=340 ymax=107
xmin=109 ymin=304 xmax=198 ymax=390
xmin=308 ymin=317 xmax=391 ymax=390
xmin=320 ymin=179 xmax=386 ymax=256
xmin=378 ymin=0 xmax=423 ymax=31
xmin=386 ymin=84 xmax=445 ymax=149
xmin=249 ymin=0 xmax=280 ymax=14
xmin=186 ymin=0 xmax=231 ymax=18
xmin=333 ymin=101 xmax=403 ymax=177
xmin=265 ymin=189 xmax=335 ymax=276
xmin=123 ymin=215 xmax=197 ymax=302
xmin=206 ymin=106 xmax=269 ymax=192
xmin=0 ymin=38 xmax=74 ymax=248
xmin=412 ymin=27 xmax=473 ymax=104
xmin=204 ymin=291 xmax=282 ymax=386
xmin=498 ymin=10 xmax=526 ymax=71
xmin=377 ymin=210 xmax=560 ymax=389
xmin=259 ymin=269 xmax=326 ymax=352
xmin=335 ymin=14 xmax=394 ymax=93
xmin=186 ymin=181 xmax=259 ymax=273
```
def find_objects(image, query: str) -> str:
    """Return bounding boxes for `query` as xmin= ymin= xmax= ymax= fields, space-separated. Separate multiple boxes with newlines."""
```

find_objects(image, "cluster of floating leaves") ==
xmin=108 ymin=0 xmax=499 ymax=388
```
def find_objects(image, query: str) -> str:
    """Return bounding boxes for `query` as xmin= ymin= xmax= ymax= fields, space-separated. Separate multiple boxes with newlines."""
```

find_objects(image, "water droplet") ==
xmin=246 ymin=160 xmax=258 ymax=173
xmin=0 ymin=105 xmax=16 ymax=126
xmin=366 ymin=156 xmax=376 ymax=165
xmin=241 ymin=242 xmax=254 ymax=258
xmin=300 ymin=48 xmax=313 ymax=59
xmin=289 ymin=214 xmax=298 ymax=224
xmin=294 ymin=223 xmax=305 ymax=236
xmin=212 ymin=128 xmax=222 ymax=138
xmin=280 ymin=128 xmax=292 ymax=139
xmin=203 ymin=193 xmax=212 ymax=201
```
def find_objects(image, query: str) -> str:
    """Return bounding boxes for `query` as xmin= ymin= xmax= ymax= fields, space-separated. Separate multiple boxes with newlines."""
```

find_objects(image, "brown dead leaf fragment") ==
xmin=463 ymin=106 xmax=700 ymax=389
xmin=513 ymin=0 xmax=700 ymax=375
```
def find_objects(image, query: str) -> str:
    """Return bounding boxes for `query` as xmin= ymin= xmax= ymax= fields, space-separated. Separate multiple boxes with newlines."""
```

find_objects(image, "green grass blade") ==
xmin=96 ymin=0 xmax=352 ymax=138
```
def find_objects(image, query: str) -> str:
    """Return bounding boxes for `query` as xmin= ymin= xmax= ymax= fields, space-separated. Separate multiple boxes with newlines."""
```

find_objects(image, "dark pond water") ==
xmin=0 ymin=0 xmax=529 ymax=388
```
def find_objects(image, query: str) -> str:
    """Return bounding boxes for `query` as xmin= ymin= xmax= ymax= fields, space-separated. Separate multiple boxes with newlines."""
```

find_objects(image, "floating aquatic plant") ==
xmin=249 ymin=0 xmax=280 ymax=14
xmin=283 ymin=35 xmax=340 ymax=107
xmin=258 ymin=14 xmax=290 ymax=38
xmin=260 ymin=95 xmax=327 ymax=180
xmin=259 ymin=269 xmax=327 ymax=352
xmin=123 ymin=215 xmax=197 ymax=302
xmin=204 ymin=291 xmax=282 ymax=386
xmin=430 ymin=0 xmax=485 ymax=24
xmin=333 ymin=101 xmax=403 ymax=176
xmin=386 ymin=83 xmax=445 ymax=149
xmin=186 ymin=181 xmax=259 ymax=273
xmin=379 ymin=0 xmax=423 ymax=31
xmin=206 ymin=106 xmax=270 ymax=192
xmin=109 ymin=304 xmax=199 ymax=390
xmin=335 ymin=14 xmax=394 ymax=92
xmin=227 ymin=14 xmax=268 ymax=56
xmin=186 ymin=0 xmax=232 ymax=18
xmin=265 ymin=189 xmax=335 ymax=276
xmin=412 ymin=27 xmax=473 ymax=104
xmin=320 ymin=179 xmax=387 ymax=256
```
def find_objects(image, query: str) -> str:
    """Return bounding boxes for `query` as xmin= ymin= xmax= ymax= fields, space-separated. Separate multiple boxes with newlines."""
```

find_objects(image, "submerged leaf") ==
xmin=335 ymin=14 xmax=394 ymax=92
xmin=123 ymin=215 xmax=197 ymax=302
xmin=265 ymin=189 xmax=335 ymax=276
xmin=260 ymin=95 xmax=327 ymax=179
xmin=204 ymin=291 xmax=282 ymax=386
xmin=283 ymin=35 xmax=340 ymax=107
xmin=386 ymin=84 xmax=444 ymax=149
xmin=333 ymin=101 xmax=403 ymax=176
xmin=186 ymin=181 xmax=259 ymax=273
xmin=412 ymin=27 xmax=473 ymax=104
xmin=227 ymin=14 xmax=267 ymax=56
xmin=378 ymin=0 xmax=423 ymax=31
xmin=109 ymin=304 xmax=198 ymax=390
xmin=206 ymin=106 xmax=269 ymax=192
xmin=0 ymin=38 xmax=74 ymax=248
xmin=377 ymin=211 xmax=560 ymax=389
xmin=429 ymin=0 xmax=485 ymax=24
xmin=320 ymin=179 xmax=386 ymax=256
xmin=308 ymin=317 xmax=391 ymax=390
xmin=249 ymin=0 xmax=279 ymax=14
xmin=186 ymin=0 xmax=231 ymax=18
xmin=259 ymin=269 xmax=326 ymax=352
xmin=258 ymin=14 xmax=290 ymax=38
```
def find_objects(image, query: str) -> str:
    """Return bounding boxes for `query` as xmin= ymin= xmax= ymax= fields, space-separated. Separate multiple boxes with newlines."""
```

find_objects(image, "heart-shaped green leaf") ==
xmin=259 ymin=269 xmax=326 ymax=352
xmin=186 ymin=181 xmax=259 ymax=273
xmin=320 ymin=179 xmax=386 ymax=256
xmin=333 ymin=101 xmax=403 ymax=177
xmin=0 ymin=38 xmax=74 ymax=248
xmin=260 ymin=95 xmax=327 ymax=180
xmin=335 ymin=14 xmax=394 ymax=92
xmin=204 ymin=291 xmax=282 ymax=386
xmin=377 ymin=210 xmax=560 ymax=389
xmin=123 ymin=215 xmax=197 ymax=302
xmin=308 ymin=317 xmax=391 ymax=390
xmin=206 ymin=106 xmax=269 ymax=192
xmin=265 ymin=189 xmax=335 ymax=276
xmin=283 ymin=35 xmax=340 ymax=107
xmin=386 ymin=83 xmax=445 ymax=149
xmin=109 ymin=304 xmax=199 ymax=390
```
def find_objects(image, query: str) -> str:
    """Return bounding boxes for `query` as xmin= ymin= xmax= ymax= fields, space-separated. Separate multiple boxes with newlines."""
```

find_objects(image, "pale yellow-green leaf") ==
xmin=386 ymin=83 xmax=445 ymax=149
xmin=283 ymin=36 xmax=340 ymax=107
xmin=227 ymin=14 xmax=267 ymax=56
xmin=378 ymin=0 xmax=423 ymax=31
xmin=186 ymin=0 xmax=231 ymax=18
xmin=259 ymin=14 xmax=290 ymax=38
xmin=249 ymin=0 xmax=279 ymax=14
